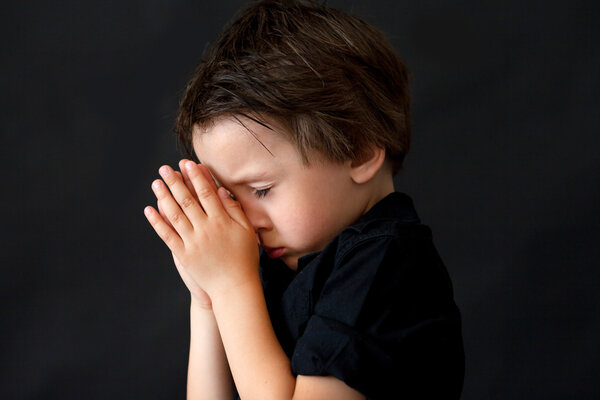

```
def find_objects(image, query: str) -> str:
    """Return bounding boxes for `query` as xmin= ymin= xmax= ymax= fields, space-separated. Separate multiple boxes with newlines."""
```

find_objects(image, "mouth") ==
xmin=261 ymin=245 xmax=285 ymax=259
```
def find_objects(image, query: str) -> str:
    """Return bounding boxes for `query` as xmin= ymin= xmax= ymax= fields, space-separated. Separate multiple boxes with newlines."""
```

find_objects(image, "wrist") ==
xmin=190 ymin=294 xmax=213 ymax=311
xmin=204 ymin=260 xmax=261 ymax=302
xmin=209 ymin=269 xmax=263 ymax=311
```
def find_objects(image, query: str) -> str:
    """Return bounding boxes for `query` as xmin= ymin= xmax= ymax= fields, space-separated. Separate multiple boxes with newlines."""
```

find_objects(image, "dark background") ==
xmin=2 ymin=0 xmax=598 ymax=398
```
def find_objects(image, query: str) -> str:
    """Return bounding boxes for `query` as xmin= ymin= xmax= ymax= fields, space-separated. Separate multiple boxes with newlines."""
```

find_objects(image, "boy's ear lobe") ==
xmin=349 ymin=147 xmax=386 ymax=184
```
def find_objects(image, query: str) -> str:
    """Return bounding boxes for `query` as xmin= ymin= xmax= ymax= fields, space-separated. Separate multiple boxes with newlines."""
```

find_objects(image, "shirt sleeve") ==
xmin=290 ymin=229 xmax=464 ymax=399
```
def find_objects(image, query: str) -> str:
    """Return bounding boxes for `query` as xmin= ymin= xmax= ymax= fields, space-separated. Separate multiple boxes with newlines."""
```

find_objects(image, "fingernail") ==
xmin=152 ymin=180 xmax=161 ymax=190
xmin=185 ymin=161 xmax=195 ymax=171
xmin=159 ymin=166 xmax=170 ymax=177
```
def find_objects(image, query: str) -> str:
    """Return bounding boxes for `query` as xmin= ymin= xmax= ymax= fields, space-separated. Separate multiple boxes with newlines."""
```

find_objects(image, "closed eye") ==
xmin=254 ymin=187 xmax=271 ymax=199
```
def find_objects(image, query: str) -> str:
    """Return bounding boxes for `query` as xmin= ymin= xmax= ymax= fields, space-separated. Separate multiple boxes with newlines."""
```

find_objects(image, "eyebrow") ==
xmin=202 ymin=165 xmax=271 ymax=189
xmin=227 ymin=172 xmax=272 ymax=187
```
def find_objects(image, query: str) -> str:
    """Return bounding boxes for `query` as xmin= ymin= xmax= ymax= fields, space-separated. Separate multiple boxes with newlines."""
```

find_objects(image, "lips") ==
xmin=262 ymin=245 xmax=285 ymax=259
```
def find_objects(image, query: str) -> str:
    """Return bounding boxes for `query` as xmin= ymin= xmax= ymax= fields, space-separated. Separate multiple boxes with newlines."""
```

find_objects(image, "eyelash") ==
xmin=254 ymin=187 xmax=271 ymax=199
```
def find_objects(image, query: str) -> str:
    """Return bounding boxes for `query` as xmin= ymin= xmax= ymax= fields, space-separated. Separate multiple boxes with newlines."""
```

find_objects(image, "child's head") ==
xmin=175 ymin=0 xmax=411 ymax=269
xmin=193 ymin=114 xmax=392 ymax=269
xmin=175 ymin=0 xmax=411 ymax=174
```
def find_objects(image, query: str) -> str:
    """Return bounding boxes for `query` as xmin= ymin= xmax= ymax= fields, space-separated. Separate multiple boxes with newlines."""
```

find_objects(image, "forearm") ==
xmin=211 ymin=274 xmax=296 ymax=400
xmin=187 ymin=297 xmax=233 ymax=400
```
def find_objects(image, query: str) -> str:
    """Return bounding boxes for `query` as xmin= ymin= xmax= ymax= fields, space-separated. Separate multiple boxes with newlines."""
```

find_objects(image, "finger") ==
xmin=174 ymin=170 xmax=184 ymax=186
xmin=217 ymin=187 xmax=254 ymax=232
xmin=159 ymin=165 xmax=209 ymax=226
xmin=174 ymin=168 xmax=200 ymax=210
xmin=157 ymin=200 xmax=173 ymax=229
xmin=157 ymin=199 xmax=168 ymax=223
xmin=161 ymin=172 xmax=192 ymax=227
xmin=173 ymin=171 xmax=196 ymax=215
xmin=173 ymin=171 xmax=189 ymax=198
xmin=183 ymin=161 xmax=225 ymax=217
xmin=200 ymin=164 xmax=219 ymax=192
xmin=178 ymin=160 xmax=197 ymax=197
xmin=144 ymin=206 xmax=184 ymax=254
xmin=152 ymin=178 xmax=195 ymax=234
xmin=179 ymin=159 xmax=219 ymax=193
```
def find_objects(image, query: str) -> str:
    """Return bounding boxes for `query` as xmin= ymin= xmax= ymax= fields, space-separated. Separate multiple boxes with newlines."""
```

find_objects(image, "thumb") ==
xmin=217 ymin=187 xmax=254 ymax=232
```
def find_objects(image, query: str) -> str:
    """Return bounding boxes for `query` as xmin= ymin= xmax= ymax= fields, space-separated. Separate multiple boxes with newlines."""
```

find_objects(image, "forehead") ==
xmin=192 ymin=116 xmax=301 ymax=184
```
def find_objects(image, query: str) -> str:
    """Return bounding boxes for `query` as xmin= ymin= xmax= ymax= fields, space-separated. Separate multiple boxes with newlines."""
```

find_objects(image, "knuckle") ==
xmin=169 ymin=212 xmax=182 ymax=223
xmin=196 ymin=185 xmax=213 ymax=200
xmin=213 ymin=215 xmax=229 ymax=230
xmin=160 ymin=228 xmax=174 ymax=244
xmin=192 ymin=226 xmax=210 ymax=243
xmin=180 ymin=195 xmax=195 ymax=209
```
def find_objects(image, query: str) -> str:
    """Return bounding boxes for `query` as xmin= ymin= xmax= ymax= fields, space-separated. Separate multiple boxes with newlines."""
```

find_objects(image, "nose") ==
xmin=240 ymin=200 xmax=271 ymax=233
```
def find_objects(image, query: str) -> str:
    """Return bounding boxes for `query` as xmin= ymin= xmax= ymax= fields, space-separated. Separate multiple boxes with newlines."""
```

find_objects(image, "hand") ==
xmin=144 ymin=160 xmax=260 ymax=300
xmin=155 ymin=161 xmax=213 ymax=308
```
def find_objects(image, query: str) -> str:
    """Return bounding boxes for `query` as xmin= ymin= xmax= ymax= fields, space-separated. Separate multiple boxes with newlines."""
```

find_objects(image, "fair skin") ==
xmin=145 ymin=115 xmax=394 ymax=399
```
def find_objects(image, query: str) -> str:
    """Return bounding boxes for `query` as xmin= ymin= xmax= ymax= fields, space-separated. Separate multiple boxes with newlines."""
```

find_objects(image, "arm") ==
xmin=210 ymin=277 xmax=364 ymax=400
xmin=155 ymin=162 xmax=233 ymax=400
xmin=210 ymin=272 xmax=295 ymax=399
xmin=187 ymin=298 xmax=233 ymax=400
xmin=145 ymin=160 xmax=364 ymax=400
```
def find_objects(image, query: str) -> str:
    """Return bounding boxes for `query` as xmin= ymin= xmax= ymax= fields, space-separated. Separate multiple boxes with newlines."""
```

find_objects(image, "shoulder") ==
xmin=291 ymin=199 xmax=464 ymax=398
xmin=299 ymin=192 xmax=454 ymax=310
xmin=336 ymin=211 xmax=436 ymax=271
xmin=316 ymin=213 xmax=455 ymax=329
xmin=332 ymin=192 xmax=451 ymax=298
xmin=336 ymin=191 xmax=430 ymax=256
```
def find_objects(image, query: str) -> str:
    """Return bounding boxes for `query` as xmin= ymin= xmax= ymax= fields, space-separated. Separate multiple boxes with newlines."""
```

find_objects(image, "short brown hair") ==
xmin=175 ymin=0 xmax=411 ymax=173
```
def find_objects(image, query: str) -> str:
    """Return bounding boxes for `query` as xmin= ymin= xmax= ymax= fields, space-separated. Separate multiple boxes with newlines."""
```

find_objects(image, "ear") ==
xmin=349 ymin=147 xmax=387 ymax=184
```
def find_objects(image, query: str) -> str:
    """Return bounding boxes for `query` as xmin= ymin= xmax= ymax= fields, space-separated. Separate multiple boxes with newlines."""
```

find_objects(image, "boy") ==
xmin=144 ymin=1 xmax=464 ymax=399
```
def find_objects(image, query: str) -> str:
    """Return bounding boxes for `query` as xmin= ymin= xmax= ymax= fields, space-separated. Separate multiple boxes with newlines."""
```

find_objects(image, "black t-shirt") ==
xmin=237 ymin=192 xmax=464 ymax=399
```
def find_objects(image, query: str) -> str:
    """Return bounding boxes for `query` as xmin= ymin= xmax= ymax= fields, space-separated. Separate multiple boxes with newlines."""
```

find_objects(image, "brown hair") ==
xmin=175 ymin=0 xmax=411 ymax=173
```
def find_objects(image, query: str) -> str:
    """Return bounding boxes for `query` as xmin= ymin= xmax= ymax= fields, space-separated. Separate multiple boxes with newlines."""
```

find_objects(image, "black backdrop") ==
xmin=2 ymin=1 xmax=599 ymax=398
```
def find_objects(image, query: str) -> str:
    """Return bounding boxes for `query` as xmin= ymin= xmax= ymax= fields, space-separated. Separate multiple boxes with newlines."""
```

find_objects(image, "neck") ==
xmin=358 ymin=165 xmax=395 ymax=218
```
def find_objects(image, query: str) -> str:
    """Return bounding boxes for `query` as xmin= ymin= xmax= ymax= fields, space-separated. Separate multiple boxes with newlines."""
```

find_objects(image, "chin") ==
xmin=281 ymin=256 xmax=298 ymax=271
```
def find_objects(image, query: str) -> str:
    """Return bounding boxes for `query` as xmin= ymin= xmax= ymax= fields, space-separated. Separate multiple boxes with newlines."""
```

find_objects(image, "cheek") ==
xmin=270 ymin=199 xmax=316 ymax=242
xmin=274 ymin=206 xmax=313 ymax=239
xmin=278 ymin=200 xmax=336 ymax=247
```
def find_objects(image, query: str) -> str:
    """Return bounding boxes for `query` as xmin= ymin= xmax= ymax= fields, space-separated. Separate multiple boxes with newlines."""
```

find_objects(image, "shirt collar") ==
xmin=351 ymin=192 xmax=420 ymax=228
xmin=295 ymin=192 xmax=420 ymax=272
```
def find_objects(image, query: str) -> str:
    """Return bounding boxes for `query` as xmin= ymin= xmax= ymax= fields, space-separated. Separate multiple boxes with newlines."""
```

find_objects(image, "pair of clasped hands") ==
xmin=144 ymin=160 xmax=260 ymax=308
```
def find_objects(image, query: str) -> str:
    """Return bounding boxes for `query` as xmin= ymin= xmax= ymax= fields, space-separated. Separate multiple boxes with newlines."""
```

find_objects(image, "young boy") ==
xmin=144 ymin=1 xmax=464 ymax=398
